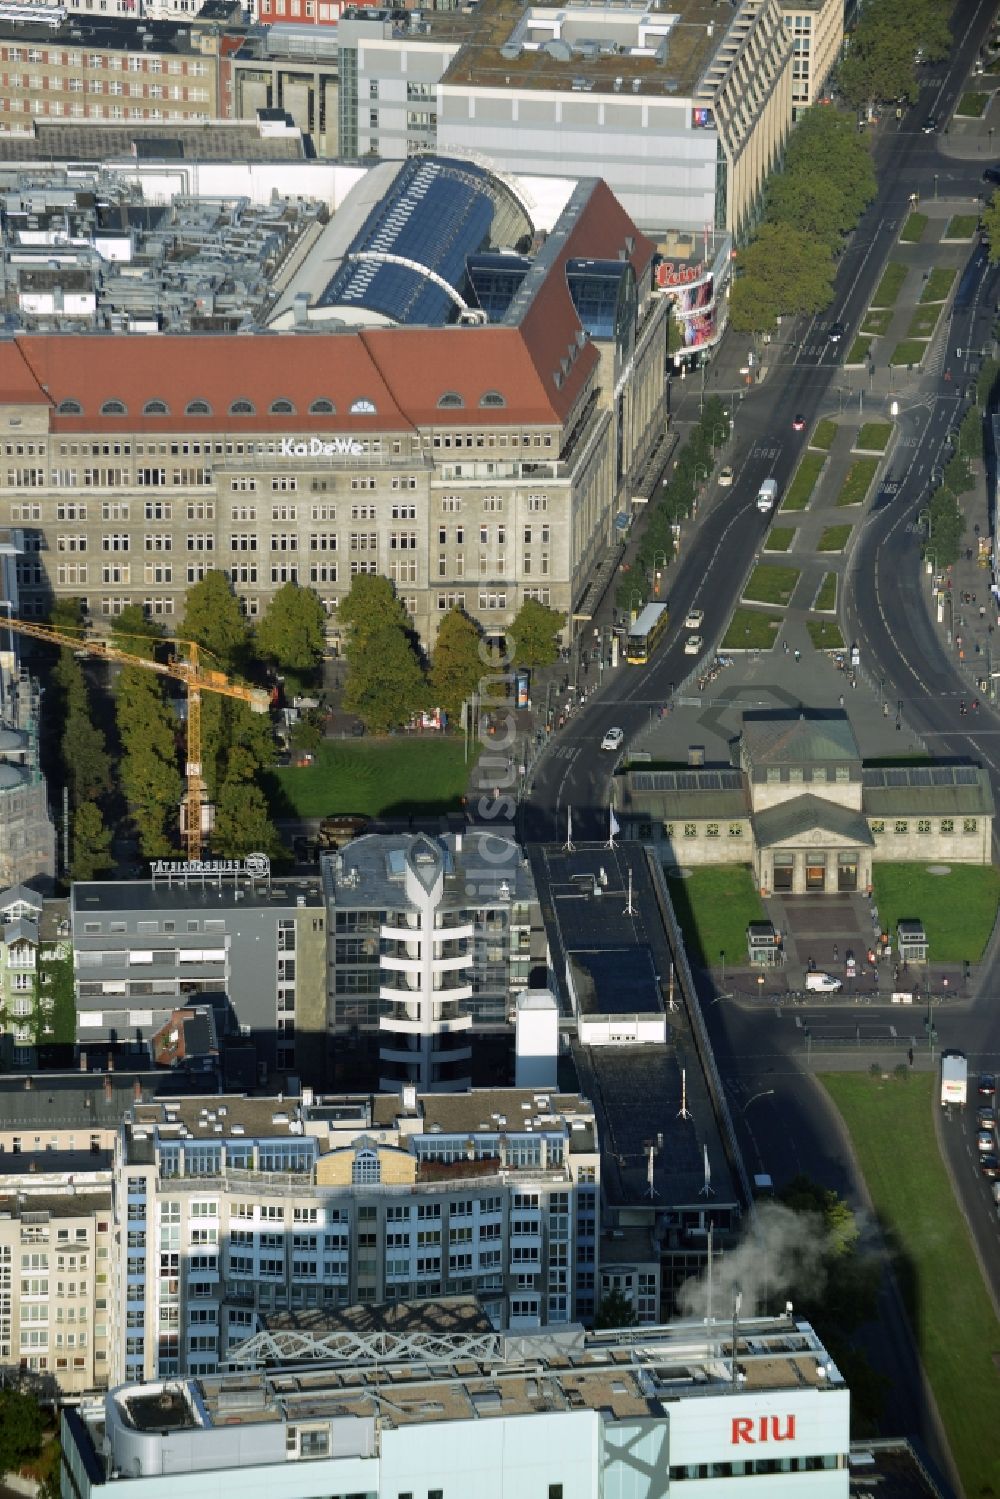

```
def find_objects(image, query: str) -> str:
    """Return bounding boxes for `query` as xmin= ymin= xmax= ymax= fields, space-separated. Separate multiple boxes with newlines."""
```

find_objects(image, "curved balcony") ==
xmin=381 ymin=953 xmax=426 ymax=975
xmin=381 ymin=922 xmax=423 ymax=942
xmin=433 ymin=923 xmax=474 ymax=943
xmin=431 ymin=983 xmax=473 ymax=1004
xmin=380 ymin=1013 xmax=472 ymax=1035
xmin=431 ymin=953 xmax=475 ymax=974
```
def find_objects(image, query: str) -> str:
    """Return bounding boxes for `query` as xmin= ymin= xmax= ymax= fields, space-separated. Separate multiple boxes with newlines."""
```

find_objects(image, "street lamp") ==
xmin=918 ymin=505 xmax=932 ymax=539
xmin=627 ymin=586 xmax=644 ymax=620
xmin=719 ymin=949 xmax=726 ymax=990
xmin=934 ymin=172 xmax=939 ymax=199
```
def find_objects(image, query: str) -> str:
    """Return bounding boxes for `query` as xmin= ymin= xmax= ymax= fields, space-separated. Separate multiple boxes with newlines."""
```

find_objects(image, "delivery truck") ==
xmin=940 ymin=1050 xmax=968 ymax=1108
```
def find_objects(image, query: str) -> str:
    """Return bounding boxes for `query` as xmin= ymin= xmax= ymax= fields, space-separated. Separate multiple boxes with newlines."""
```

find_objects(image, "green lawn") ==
xmin=820 ymin=1072 xmax=1000 ymax=1499
xmin=861 ymin=309 xmax=893 ymax=336
xmin=264 ymin=737 xmax=475 ymax=819
xmin=920 ymin=267 xmax=957 ymax=303
xmin=810 ymin=418 xmax=838 ymax=451
xmin=814 ymin=572 xmax=837 ymax=611
xmin=764 ymin=525 xmax=796 ymax=552
xmin=665 ymin=864 xmax=764 ymax=970
xmin=955 ymin=90 xmax=990 ymax=117
xmin=907 ymin=305 xmax=941 ymax=338
xmin=944 ymin=213 xmax=979 ymax=239
xmin=871 ymin=862 xmax=1000 ymax=961
xmin=900 ymin=211 xmax=928 ymax=243
xmin=721 ymin=607 xmax=781 ymax=650
xmin=818 ymin=524 xmax=853 ymax=551
xmin=889 ymin=339 xmax=928 ymax=367
xmin=836 ymin=458 xmax=879 ymax=506
xmin=846 ymin=334 xmax=873 ymax=365
xmin=871 ymin=261 xmax=907 ymax=308
xmin=806 ymin=616 xmax=845 ymax=649
xmin=855 ymin=421 xmax=892 ymax=453
xmin=782 ymin=450 xmax=826 ymax=510
xmin=742 ymin=563 xmax=800 ymax=605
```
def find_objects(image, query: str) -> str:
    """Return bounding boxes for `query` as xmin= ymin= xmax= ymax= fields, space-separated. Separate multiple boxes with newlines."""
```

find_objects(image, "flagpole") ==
xmin=563 ymin=805 xmax=575 ymax=853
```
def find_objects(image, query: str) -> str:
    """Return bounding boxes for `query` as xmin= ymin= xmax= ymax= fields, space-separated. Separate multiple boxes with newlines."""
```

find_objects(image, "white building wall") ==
xmin=380 ymin=1411 xmax=601 ymax=1499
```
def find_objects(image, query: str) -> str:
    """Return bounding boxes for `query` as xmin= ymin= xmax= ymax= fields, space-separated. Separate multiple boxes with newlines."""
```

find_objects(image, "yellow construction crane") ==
xmin=0 ymin=617 xmax=270 ymax=862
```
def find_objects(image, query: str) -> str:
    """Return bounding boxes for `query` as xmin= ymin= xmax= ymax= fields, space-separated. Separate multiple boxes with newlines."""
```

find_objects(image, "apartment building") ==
xmin=70 ymin=866 xmax=326 ymax=1080
xmin=0 ymin=14 xmax=234 ymax=136
xmin=323 ymin=832 xmax=543 ymax=1092
xmin=0 ymin=160 xmax=668 ymax=650
xmin=0 ymin=884 xmax=69 ymax=1069
xmin=780 ymin=0 xmax=844 ymax=118
xmin=64 ymin=1315 xmax=851 ymax=1499
xmin=114 ymin=1086 xmax=600 ymax=1383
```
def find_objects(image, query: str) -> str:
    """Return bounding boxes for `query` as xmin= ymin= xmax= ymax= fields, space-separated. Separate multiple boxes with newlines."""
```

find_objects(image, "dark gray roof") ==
xmin=622 ymin=768 xmax=748 ymax=819
xmin=568 ymin=946 xmax=663 ymax=1017
xmin=741 ymin=712 xmax=860 ymax=767
xmin=262 ymin=1295 xmax=493 ymax=1338
xmin=3 ymin=122 xmax=305 ymax=165
xmin=862 ymin=764 xmax=994 ymax=817
xmin=752 ymin=794 xmax=874 ymax=850
xmin=71 ymin=875 xmax=322 ymax=916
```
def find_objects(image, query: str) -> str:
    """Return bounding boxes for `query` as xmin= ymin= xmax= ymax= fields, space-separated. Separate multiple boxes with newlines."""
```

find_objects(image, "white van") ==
xmin=757 ymin=478 xmax=778 ymax=512
xmin=805 ymin=970 xmax=842 ymax=993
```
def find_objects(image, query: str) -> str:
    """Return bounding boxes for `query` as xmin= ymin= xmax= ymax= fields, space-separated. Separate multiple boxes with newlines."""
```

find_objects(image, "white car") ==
xmin=684 ymin=634 xmax=703 ymax=656
xmin=601 ymin=726 xmax=625 ymax=751
xmin=805 ymin=971 xmax=842 ymax=993
xmin=718 ymin=466 xmax=734 ymax=488
xmin=684 ymin=608 xmax=704 ymax=630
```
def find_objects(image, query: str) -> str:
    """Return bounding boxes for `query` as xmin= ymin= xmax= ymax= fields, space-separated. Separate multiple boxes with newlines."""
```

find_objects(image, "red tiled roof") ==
xmin=0 ymin=340 xmax=45 ymax=404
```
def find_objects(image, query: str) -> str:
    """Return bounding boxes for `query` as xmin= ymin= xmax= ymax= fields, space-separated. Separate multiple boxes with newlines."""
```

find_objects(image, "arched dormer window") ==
xmin=309 ymin=398 xmax=335 ymax=415
xmin=350 ymin=398 xmax=377 ymax=415
xmin=351 ymin=1147 xmax=381 ymax=1185
xmin=143 ymin=399 xmax=169 ymax=416
xmin=437 ymin=391 xmax=464 ymax=409
xmin=186 ymin=399 xmax=211 ymax=416
xmin=229 ymin=398 xmax=255 ymax=416
xmin=479 ymin=390 xmax=505 ymax=408
xmin=270 ymin=398 xmax=295 ymax=415
xmin=56 ymin=399 xmax=82 ymax=415
xmin=100 ymin=399 xmax=127 ymax=416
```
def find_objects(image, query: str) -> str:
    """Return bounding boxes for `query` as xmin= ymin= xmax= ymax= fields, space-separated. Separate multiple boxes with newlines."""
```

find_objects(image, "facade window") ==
xmin=706 ymin=823 xmax=720 ymax=839
xmin=870 ymin=820 xmax=885 ymax=835
xmin=683 ymin=823 xmax=696 ymax=838
xmin=917 ymin=819 xmax=931 ymax=834
xmin=100 ymin=399 xmax=126 ymax=415
xmin=186 ymin=400 xmax=211 ymax=416
xmin=309 ymin=398 xmax=335 ymax=414
xmin=352 ymin=1148 xmax=381 ymax=1185
xmin=940 ymin=818 xmax=954 ymax=834
xmin=270 ymin=399 xmax=295 ymax=415
xmin=963 ymin=818 xmax=978 ymax=834
xmin=893 ymin=820 xmax=908 ymax=835
xmin=728 ymin=823 xmax=743 ymax=837
xmin=229 ymin=399 xmax=255 ymax=416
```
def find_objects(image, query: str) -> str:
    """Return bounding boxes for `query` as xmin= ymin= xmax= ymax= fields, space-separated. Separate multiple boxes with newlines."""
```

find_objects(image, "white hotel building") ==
xmin=62 ymin=1316 xmax=850 ymax=1499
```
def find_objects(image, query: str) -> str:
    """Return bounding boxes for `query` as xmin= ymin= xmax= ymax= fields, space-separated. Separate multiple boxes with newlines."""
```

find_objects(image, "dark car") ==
xmin=827 ymin=320 xmax=845 ymax=343
xmin=792 ymin=413 xmax=806 ymax=432
xmin=979 ymin=1073 xmax=997 ymax=1098
xmin=980 ymin=1153 xmax=1000 ymax=1179
xmin=922 ymin=114 xmax=938 ymax=134
xmin=978 ymin=1106 xmax=996 ymax=1127
xmin=983 ymin=165 xmax=1000 ymax=186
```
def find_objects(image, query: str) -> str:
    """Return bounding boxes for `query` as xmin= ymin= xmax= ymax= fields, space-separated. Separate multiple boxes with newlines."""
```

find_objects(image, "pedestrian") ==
xmin=833 ymin=944 xmax=839 ymax=963
xmin=883 ymin=702 xmax=889 ymax=717
xmin=908 ymin=1047 xmax=914 ymax=1066
xmin=794 ymin=648 xmax=801 ymax=663
xmin=838 ymin=693 xmax=844 ymax=708
xmin=981 ymin=605 xmax=987 ymax=620
xmin=783 ymin=641 xmax=789 ymax=655
xmin=808 ymin=955 xmax=816 ymax=972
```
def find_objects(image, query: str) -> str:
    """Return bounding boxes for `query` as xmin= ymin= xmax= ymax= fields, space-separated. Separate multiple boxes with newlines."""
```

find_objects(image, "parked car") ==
xmin=601 ymin=726 xmax=625 ymax=751
xmin=805 ymin=971 xmax=842 ymax=993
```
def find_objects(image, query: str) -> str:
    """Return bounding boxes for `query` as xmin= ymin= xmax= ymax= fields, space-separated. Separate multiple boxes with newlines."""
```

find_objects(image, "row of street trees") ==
xmin=339 ymin=574 xmax=566 ymax=732
xmin=617 ymin=396 xmax=731 ymax=612
xmin=838 ymin=0 xmax=950 ymax=118
xmin=730 ymin=108 xmax=876 ymax=333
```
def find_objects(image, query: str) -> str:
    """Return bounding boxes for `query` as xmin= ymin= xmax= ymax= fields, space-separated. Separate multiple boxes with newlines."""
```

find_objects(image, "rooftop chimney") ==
xmin=103 ymin=1074 xmax=113 ymax=1103
xmin=133 ymin=1078 xmax=143 ymax=1102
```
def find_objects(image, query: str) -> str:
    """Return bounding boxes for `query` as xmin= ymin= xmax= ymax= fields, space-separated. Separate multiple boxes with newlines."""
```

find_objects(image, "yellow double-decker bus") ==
xmin=626 ymin=602 xmax=669 ymax=664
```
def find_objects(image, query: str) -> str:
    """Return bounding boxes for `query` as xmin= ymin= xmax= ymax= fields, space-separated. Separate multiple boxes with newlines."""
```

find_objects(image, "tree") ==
xmin=958 ymin=406 xmax=984 ymax=462
xmin=508 ymin=598 xmax=567 ymax=669
xmin=343 ymin=621 xmax=427 ymax=733
xmin=781 ymin=108 xmax=876 ymax=225
xmin=181 ymin=570 xmax=251 ymax=673
xmin=289 ymin=709 xmax=325 ymax=757
xmin=595 ymin=1288 xmax=638 ymax=1330
xmin=767 ymin=173 xmax=853 ymax=250
xmin=731 ymin=223 xmax=835 ymax=332
xmin=211 ymin=778 xmax=282 ymax=860
xmin=37 ymin=946 xmax=76 ymax=1047
xmin=110 ymin=602 xmax=161 ymax=657
xmin=429 ymin=607 xmax=483 ymax=722
xmin=0 ymin=1388 xmax=45 ymax=1478
xmin=256 ymin=582 xmax=327 ymax=672
xmin=51 ymin=650 xmax=111 ymax=805
xmin=117 ymin=669 xmax=184 ymax=858
xmin=984 ymin=192 xmax=1000 ymax=264
xmin=71 ymin=801 xmax=113 ymax=880
xmin=338 ymin=573 xmax=412 ymax=647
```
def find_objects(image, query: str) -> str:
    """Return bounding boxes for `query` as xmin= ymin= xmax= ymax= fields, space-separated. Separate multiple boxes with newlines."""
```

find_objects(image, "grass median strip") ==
xmin=721 ymin=607 xmax=781 ymax=651
xmin=900 ymin=211 xmax=928 ymax=243
xmin=836 ymin=458 xmax=878 ymax=507
xmin=818 ymin=524 xmax=853 ymax=552
xmin=872 ymin=861 xmax=1000 ymax=961
xmin=861 ymin=309 xmax=892 ymax=336
xmin=855 ymin=421 xmax=891 ymax=453
xmin=814 ymin=572 xmax=837 ymax=611
xmin=782 ymin=450 xmax=826 ymax=510
xmin=665 ymin=864 xmax=764 ymax=968
xmin=819 ymin=1072 xmax=1000 ymax=1499
xmin=920 ymin=266 xmax=957 ymax=303
xmin=944 ymin=213 xmax=979 ymax=239
xmin=846 ymin=334 xmax=873 ymax=365
xmin=264 ymin=738 xmax=474 ymax=819
xmin=810 ymin=418 xmax=837 ymax=451
xmin=889 ymin=338 xmax=928 ymax=368
xmin=955 ymin=90 xmax=989 ymax=117
xmin=871 ymin=261 xmax=907 ymax=308
xmin=907 ymin=305 xmax=940 ymax=338
xmin=743 ymin=563 xmax=800 ymax=605
xmin=806 ymin=616 xmax=845 ymax=650
xmin=764 ymin=526 xmax=796 ymax=552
